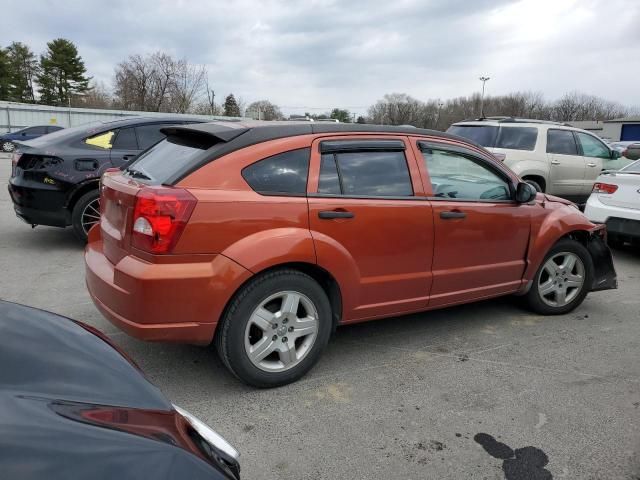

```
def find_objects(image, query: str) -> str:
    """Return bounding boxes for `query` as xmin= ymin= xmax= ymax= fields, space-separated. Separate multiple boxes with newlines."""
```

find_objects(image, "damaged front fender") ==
xmin=587 ymin=227 xmax=618 ymax=292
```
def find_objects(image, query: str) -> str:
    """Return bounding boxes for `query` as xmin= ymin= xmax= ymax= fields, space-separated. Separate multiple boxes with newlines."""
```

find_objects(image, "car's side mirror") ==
xmin=516 ymin=182 xmax=537 ymax=203
xmin=610 ymin=149 xmax=621 ymax=159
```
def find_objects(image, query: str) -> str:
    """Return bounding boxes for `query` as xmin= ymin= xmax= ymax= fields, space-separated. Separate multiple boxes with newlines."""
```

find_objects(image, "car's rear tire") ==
xmin=215 ymin=269 xmax=332 ymax=388
xmin=2 ymin=141 xmax=15 ymax=152
xmin=524 ymin=179 xmax=543 ymax=193
xmin=71 ymin=190 xmax=101 ymax=242
xmin=524 ymin=238 xmax=593 ymax=315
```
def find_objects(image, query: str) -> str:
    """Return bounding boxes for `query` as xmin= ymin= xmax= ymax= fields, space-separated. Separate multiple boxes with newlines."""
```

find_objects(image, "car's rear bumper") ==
xmin=7 ymin=182 xmax=70 ymax=227
xmin=585 ymin=194 xmax=640 ymax=240
xmin=85 ymin=232 xmax=252 ymax=345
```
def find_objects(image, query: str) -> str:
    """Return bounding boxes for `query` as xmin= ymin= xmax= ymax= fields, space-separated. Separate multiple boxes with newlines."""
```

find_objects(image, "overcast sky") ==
xmin=3 ymin=0 xmax=639 ymax=115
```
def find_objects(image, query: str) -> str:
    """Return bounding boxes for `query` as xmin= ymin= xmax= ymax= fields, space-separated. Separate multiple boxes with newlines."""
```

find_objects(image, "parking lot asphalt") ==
xmin=1 ymin=154 xmax=639 ymax=480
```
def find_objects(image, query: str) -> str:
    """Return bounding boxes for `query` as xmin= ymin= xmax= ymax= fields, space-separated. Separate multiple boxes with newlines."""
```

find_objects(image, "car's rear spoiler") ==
xmin=160 ymin=124 xmax=249 ymax=144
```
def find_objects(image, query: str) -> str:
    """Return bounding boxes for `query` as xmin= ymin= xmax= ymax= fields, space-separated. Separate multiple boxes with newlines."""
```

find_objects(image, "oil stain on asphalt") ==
xmin=474 ymin=433 xmax=552 ymax=480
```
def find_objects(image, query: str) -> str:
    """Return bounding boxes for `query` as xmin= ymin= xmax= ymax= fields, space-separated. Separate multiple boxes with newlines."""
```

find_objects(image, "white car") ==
xmin=584 ymin=159 xmax=640 ymax=247
xmin=448 ymin=118 xmax=632 ymax=203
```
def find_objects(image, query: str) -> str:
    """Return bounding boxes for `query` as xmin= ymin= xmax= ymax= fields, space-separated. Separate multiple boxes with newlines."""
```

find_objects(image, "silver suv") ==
xmin=448 ymin=117 xmax=631 ymax=203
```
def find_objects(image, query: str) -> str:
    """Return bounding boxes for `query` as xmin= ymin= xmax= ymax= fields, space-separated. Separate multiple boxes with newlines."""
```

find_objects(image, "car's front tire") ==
xmin=2 ymin=141 xmax=15 ymax=152
xmin=215 ymin=269 xmax=332 ymax=388
xmin=524 ymin=238 xmax=593 ymax=315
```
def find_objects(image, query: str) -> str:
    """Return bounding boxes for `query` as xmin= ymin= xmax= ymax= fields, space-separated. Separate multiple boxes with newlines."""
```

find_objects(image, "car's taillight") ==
xmin=592 ymin=182 xmax=618 ymax=194
xmin=131 ymin=187 xmax=197 ymax=254
xmin=10 ymin=152 xmax=22 ymax=177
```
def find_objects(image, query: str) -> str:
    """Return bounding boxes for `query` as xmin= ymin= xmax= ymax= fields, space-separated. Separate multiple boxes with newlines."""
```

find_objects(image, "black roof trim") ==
xmin=320 ymin=139 xmax=406 ymax=153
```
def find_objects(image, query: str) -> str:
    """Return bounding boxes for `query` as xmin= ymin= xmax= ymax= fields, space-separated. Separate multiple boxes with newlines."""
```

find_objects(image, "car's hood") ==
xmin=0 ymin=301 xmax=237 ymax=480
xmin=0 ymin=301 xmax=170 ymax=409
xmin=543 ymin=193 xmax=576 ymax=206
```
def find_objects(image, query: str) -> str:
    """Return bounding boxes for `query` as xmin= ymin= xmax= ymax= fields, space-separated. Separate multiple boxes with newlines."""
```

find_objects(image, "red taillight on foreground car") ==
xmin=592 ymin=182 xmax=618 ymax=195
xmin=131 ymin=187 xmax=197 ymax=254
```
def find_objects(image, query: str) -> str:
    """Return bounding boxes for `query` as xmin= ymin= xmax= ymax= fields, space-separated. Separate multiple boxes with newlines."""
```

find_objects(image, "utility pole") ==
xmin=479 ymin=76 xmax=490 ymax=118
xmin=435 ymin=101 xmax=444 ymax=130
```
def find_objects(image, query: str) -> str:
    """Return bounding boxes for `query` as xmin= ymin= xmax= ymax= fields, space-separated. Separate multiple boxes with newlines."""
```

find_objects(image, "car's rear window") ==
xmin=125 ymin=136 xmax=211 ymax=184
xmin=448 ymin=125 xmax=537 ymax=151
xmin=447 ymin=125 xmax=498 ymax=147
xmin=494 ymin=127 xmax=537 ymax=150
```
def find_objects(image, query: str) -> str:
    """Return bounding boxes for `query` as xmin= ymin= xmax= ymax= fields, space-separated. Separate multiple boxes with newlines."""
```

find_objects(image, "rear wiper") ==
xmin=125 ymin=167 xmax=151 ymax=180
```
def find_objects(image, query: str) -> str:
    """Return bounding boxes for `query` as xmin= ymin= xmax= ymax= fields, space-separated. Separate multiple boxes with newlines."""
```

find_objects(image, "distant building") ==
xmin=568 ymin=118 xmax=640 ymax=142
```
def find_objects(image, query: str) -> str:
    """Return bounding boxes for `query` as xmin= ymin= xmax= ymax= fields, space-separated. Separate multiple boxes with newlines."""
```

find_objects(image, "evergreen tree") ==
xmin=0 ymin=48 xmax=11 ymax=100
xmin=6 ymin=42 xmax=39 ymax=102
xmin=223 ymin=93 xmax=241 ymax=117
xmin=37 ymin=38 xmax=91 ymax=106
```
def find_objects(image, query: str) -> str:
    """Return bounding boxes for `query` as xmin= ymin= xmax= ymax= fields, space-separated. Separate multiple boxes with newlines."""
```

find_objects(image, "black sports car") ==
xmin=0 ymin=300 xmax=241 ymax=480
xmin=7 ymin=116 xmax=206 ymax=241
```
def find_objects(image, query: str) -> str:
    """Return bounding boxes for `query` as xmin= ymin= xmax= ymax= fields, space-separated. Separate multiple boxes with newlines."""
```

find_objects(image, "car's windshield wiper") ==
xmin=125 ymin=168 xmax=151 ymax=180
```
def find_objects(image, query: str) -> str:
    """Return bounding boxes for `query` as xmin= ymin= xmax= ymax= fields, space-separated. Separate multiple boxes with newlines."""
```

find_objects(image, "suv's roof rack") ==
xmin=460 ymin=116 xmax=570 ymax=126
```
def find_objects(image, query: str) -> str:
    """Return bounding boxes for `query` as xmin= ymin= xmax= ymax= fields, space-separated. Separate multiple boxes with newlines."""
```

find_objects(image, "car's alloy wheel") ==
xmin=537 ymin=252 xmax=585 ymax=307
xmin=2 ymin=141 xmax=15 ymax=152
xmin=216 ymin=269 xmax=332 ymax=387
xmin=244 ymin=291 xmax=319 ymax=372
xmin=81 ymin=197 xmax=101 ymax=235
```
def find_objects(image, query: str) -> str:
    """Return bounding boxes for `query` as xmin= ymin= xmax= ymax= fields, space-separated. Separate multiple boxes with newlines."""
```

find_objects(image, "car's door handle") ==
xmin=318 ymin=210 xmax=354 ymax=219
xmin=587 ymin=162 xmax=597 ymax=167
xmin=551 ymin=160 xmax=561 ymax=165
xmin=440 ymin=211 xmax=466 ymax=219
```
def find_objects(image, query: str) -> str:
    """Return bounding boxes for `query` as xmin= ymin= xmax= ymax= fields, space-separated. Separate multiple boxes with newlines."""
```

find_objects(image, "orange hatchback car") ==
xmin=85 ymin=122 xmax=617 ymax=387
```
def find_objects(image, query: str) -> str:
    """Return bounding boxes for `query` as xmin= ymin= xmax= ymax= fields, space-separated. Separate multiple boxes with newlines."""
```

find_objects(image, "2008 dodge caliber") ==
xmin=85 ymin=122 xmax=617 ymax=387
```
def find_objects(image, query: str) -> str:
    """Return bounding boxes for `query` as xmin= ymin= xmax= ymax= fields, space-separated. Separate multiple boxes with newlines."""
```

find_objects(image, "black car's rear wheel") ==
xmin=215 ymin=269 xmax=332 ymax=388
xmin=72 ymin=190 xmax=100 ymax=242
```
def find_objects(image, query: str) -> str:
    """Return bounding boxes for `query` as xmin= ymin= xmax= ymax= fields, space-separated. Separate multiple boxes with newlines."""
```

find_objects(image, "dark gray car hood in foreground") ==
xmin=0 ymin=301 xmax=231 ymax=480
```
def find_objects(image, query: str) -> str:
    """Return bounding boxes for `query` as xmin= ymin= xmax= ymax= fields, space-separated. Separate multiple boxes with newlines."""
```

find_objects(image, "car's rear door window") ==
xmin=494 ymin=127 xmax=537 ymax=150
xmin=242 ymin=148 xmax=310 ymax=195
xmin=318 ymin=150 xmax=413 ymax=197
xmin=136 ymin=124 xmax=170 ymax=150
xmin=112 ymin=127 xmax=138 ymax=150
xmin=447 ymin=125 xmax=498 ymax=147
xmin=547 ymin=129 xmax=578 ymax=155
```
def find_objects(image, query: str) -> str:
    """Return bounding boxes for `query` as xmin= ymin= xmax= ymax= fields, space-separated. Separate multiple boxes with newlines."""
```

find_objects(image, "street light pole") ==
xmin=479 ymin=76 xmax=490 ymax=118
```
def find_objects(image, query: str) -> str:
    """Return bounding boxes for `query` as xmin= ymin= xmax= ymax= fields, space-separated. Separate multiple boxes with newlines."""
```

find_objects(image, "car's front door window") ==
xmin=421 ymin=148 xmax=511 ymax=201
xmin=576 ymin=132 xmax=610 ymax=159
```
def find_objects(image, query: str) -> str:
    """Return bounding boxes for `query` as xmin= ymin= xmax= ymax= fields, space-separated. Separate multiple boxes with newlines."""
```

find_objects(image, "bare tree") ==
xmin=113 ymin=52 xmax=207 ymax=113
xmin=246 ymin=100 xmax=283 ymax=120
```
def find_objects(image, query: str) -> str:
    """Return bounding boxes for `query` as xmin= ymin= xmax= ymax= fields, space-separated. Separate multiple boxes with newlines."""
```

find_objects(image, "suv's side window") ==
xmin=575 ymin=132 xmax=610 ymax=159
xmin=421 ymin=147 xmax=511 ymax=201
xmin=318 ymin=150 xmax=413 ymax=196
xmin=242 ymin=148 xmax=310 ymax=195
xmin=136 ymin=124 xmax=169 ymax=150
xmin=112 ymin=127 xmax=138 ymax=150
xmin=547 ymin=129 xmax=578 ymax=155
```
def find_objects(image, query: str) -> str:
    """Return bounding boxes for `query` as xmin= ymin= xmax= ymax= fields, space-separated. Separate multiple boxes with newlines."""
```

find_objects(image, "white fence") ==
xmin=0 ymin=101 xmax=246 ymax=132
